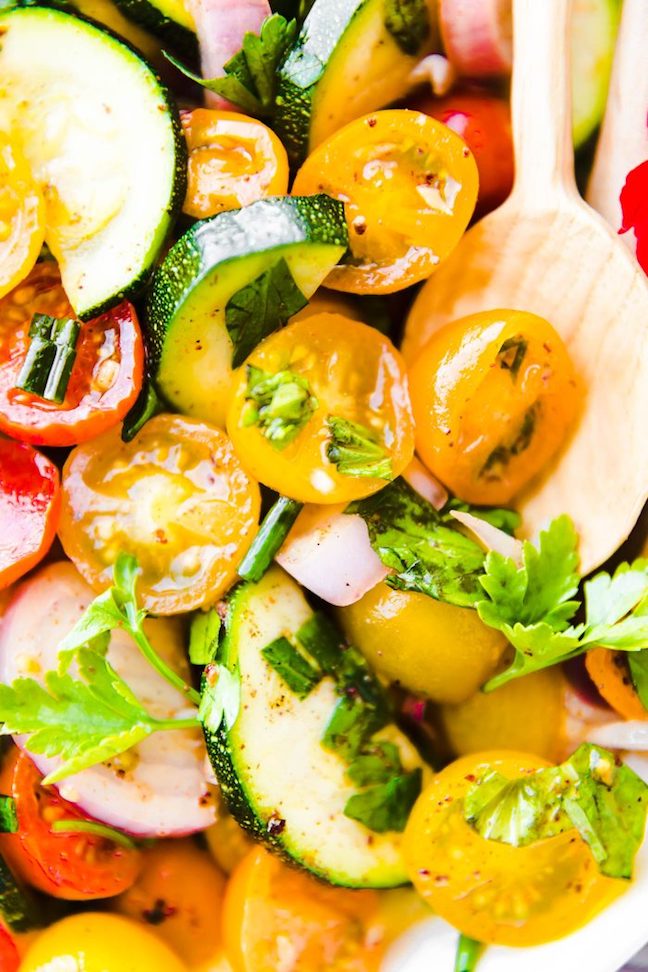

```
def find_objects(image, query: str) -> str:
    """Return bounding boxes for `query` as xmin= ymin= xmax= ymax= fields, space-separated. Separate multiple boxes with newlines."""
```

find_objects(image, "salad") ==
xmin=0 ymin=0 xmax=646 ymax=970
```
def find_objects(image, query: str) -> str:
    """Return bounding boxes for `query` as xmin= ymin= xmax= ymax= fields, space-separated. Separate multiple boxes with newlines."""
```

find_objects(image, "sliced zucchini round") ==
xmin=147 ymin=194 xmax=348 ymax=428
xmin=276 ymin=0 xmax=436 ymax=166
xmin=203 ymin=565 xmax=424 ymax=888
xmin=0 ymin=5 xmax=186 ymax=319
xmin=110 ymin=0 xmax=198 ymax=61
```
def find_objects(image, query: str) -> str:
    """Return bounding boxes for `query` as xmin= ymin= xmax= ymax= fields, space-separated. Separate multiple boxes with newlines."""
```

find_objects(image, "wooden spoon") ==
xmin=402 ymin=0 xmax=648 ymax=575
xmin=587 ymin=0 xmax=648 ymax=255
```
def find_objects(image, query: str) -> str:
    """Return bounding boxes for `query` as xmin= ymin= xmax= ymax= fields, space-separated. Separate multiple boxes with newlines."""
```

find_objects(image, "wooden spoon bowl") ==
xmin=403 ymin=0 xmax=648 ymax=575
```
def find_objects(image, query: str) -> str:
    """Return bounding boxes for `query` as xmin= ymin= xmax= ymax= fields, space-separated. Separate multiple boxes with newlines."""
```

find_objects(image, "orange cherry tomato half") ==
xmin=0 ymin=262 xmax=144 ymax=447
xmin=181 ymin=109 xmax=289 ymax=219
xmin=585 ymin=649 xmax=647 ymax=722
xmin=226 ymin=313 xmax=415 ymax=504
xmin=408 ymin=308 xmax=580 ymax=505
xmin=0 ymin=923 xmax=20 ymax=972
xmin=0 ymin=438 xmax=60 ymax=589
xmin=0 ymin=748 xmax=141 ymax=901
xmin=410 ymin=90 xmax=514 ymax=217
xmin=403 ymin=751 xmax=622 ymax=946
xmin=58 ymin=413 xmax=261 ymax=614
xmin=0 ymin=133 xmax=45 ymax=302
xmin=292 ymin=110 xmax=479 ymax=294
xmin=223 ymin=847 xmax=385 ymax=972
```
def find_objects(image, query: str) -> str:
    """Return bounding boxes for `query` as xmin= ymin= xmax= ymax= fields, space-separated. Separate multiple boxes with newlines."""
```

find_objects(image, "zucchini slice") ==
xmin=110 ymin=0 xmax=197 ymax=60
xmin=0 ymin=5 xmax=185 ymax=319
xmin=203 ymin=565 xmax=424 ymax=888
xmin=0 ymin=855 xmax=44 ymax=933
xmin=147 ymin=195 xmax=348 ymax=428
xmin=276 ymin=0 xmax=436 ymax=166
xmin=69 ymin=0 xmax=166 ymax=62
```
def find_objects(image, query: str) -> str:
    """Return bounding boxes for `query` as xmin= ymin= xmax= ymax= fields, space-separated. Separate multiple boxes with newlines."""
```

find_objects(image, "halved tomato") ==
xmin=0 ymin=262 xmax=143 ymax=446
xmin=0 ymin=748 xmax=141 ymax=901
xmin=0 ymin=438 xmax=60 ymax=589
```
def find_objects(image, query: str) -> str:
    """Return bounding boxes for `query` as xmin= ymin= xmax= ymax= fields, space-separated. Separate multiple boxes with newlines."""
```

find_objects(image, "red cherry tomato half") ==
xmin=0 ymin=438 xmax=60 ymax=589
xmin=410 ymin=90 xmax=514 ymax=216
xmin=0 ymin=748 xmax=141 ymax=901
xmin=0 ymin=923 xmax=20 ymax=972
xmin=0 ymin=263 xmax=144 ymax=447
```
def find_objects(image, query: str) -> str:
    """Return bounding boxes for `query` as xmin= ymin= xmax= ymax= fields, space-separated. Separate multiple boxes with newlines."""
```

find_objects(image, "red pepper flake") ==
xmin=619 ymin=159 xmax=648 ymax=274
xmin=267 ymin=812 xmax=286 ymax=836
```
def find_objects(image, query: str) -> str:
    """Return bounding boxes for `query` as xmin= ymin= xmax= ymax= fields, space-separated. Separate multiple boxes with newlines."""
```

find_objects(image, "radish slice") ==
xmin=188 ymin=0 xmax=271 ymax=110
xmin=450 ymin=509 xmax=523 ymax=563
xmin=560 ymin=683 xmax=617 ymax=758
xmin=402 ymin=456 xmax=448 ymax=510
xmin=0 ymin=562 xmax=215 ymax=837
xmin=439 ymin=0 xmax=512 ymax=77
xmin=275 ymin=504 xmax=389 ymax=607
xmin=587 ymin=721 xmax=648 ymax=752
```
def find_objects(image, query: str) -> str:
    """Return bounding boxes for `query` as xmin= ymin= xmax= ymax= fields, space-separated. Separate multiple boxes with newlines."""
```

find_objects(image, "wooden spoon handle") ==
xmin=509 ymin=0 xmax=576 ymax=205
xmin=587 ymin=0 xmax=648 ymax=236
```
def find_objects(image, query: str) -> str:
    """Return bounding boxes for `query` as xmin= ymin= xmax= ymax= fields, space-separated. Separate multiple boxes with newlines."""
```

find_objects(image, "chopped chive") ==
xmin=326 ymin=415 xmax=392 ymax=480
xmin=189 ymin=610 xmax=221 ymax=666
xmin=16 ymin=313 xmax=80 ymax=403
xmin=0 ymin=795 xmax=17 ymax=833
xmin=238 ymin=495 xmax=303 ymax=582
xmin=121 ymin=380 xmax=163 ymax=443
xmin=262 ymin=635 xmax=322 ymax=699
xmin=51 ymin=818 xmax=137 ymax=850
xmin=454 ymin=934 xmax=484 ymax=972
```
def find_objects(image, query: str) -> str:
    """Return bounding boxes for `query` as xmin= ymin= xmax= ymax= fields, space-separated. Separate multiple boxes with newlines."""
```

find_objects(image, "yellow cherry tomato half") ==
xmin=292 ymin=110 xmax=479 ymax=294
xmin=58 ymin=414 xmax=261 ymax=613
xmin=181 ymin=109 xmax=289 ymax=219
xmin=226 ymin=313 xmax=415 ymax=504
xmin=439 ymin=667 xmax=567 ymax=761
xmin=114 ymin=840 xmax=226 ymax=966
xmin=408 ymin=308 xmax=581 ymax=505
xmin=586 ymin=648 xmax=648 ymax=722
xmin=337 ymin=582 xmax=505 ymax=704
xmin=21 ymin=912 xmax=187 ymax=972
xmin=0 ymin=133 xmax=45 ymax=300
xmin=403 ymin=751 xmax=623 ymax=946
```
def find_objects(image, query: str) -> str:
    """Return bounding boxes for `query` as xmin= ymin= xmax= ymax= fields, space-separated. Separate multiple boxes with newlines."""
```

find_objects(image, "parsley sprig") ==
xmin=477 ymin=516 xmax=648 ymax=691
xmin=166 ymin=14 xmax=297 ymax=118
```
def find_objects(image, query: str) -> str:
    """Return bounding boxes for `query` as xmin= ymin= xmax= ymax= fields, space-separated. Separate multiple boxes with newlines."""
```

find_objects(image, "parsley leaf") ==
xmin=0 ymin=646 xmax=198 ymax=785
xmin=479 ymin=523 xmax=648 ymax=690
xmin=464 ymin=743 xmax=648 ymax=879
xmin=59 ymin=553 xmax=200 ymax=706
xmin=241 ymin=365 xmax=318 ymax=448
xmin=225 ymin=258 xmax=308 ymax=368
xmin=347 ymin=478 xmax=493 ymax=608
xmin=326 ymin=416 xmax=393 ymax=480
xmin=166 ymin=14 xmax=297 ymax=117
xmin=344 ymin=767 xmax=422 ymax=833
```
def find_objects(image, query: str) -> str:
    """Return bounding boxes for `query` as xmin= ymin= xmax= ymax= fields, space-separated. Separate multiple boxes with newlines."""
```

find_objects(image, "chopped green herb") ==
xmin=322 ymin=695 xmax=389 ymax=762
xmin=199 ymin=663 xmax=241 ymax=734
xmin=464 ymin=743 xmax=648 ymax=879
xmin=628 ymin=650 xmax=648 ymax=710
xmin=262 ymin=635 xmax=322 ymax=699
xmin=344 ymin=768 xmax=422 ymax=833
xmin=384 ymin=0 xmax=430 ymax=54
xmin=0 ymin=796 xmax=17 ymax=834
xmin=0 ymin=645 xmax=199 ymax=785
xmin=296 ymin=611 xmax=344 ymax=676
xmin=480 ymin=404 xmax=538 ymax=478
xmin=441 ymin=498 xmax=521 ymax=535
xmin=166 ymin=14 xmax=297 ymax=117
xmin=241 ymin=365 xmax=318 ymax=448
xmin=347 ymin=741 xmax=403 ymax=786
xmin=497 ymin=335 xmax=528 ymax=380
xmin=238 ymin=495 xmax=303 ymax=583
xmin=51 ymin=819 xmax=137 ymax=850
xmin=189 ymin=610 xmax=221 ymax=666
xmin=327 ymin=416 xmax=392 ymax=480
xmin=225 ymin=258 xmax=308 ymax=368
xmin=477 ymin=519 xmax=648 ymax=691
xmin=454 ymin=934 xmax=484 ymax=972
xmin=16 ymin=313 xmax=80 ymax=403
xmin=348 ymin=478 xmax=489 ymax=608
xmin=121 ymin=380 xmax=163 ymax=443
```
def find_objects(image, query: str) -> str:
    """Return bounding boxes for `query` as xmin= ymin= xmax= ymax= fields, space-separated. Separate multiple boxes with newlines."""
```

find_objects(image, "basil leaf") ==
xmin=344 ymin=768 xmax=422 ymax=833
xmin=262 ymin=635 xmax=322 ymax=699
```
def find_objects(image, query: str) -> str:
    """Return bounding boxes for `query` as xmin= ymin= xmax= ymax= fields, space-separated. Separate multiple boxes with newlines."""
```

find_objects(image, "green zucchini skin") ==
xmin=202 ymin=567 xmax=423 ymax=888
xmin=0 ymin=3 xmax=187 ymax=320
xmin=111 ymin=0 xmax=198 ymax=60
xmin=0 ymin=856 xmax=45 ymax=933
